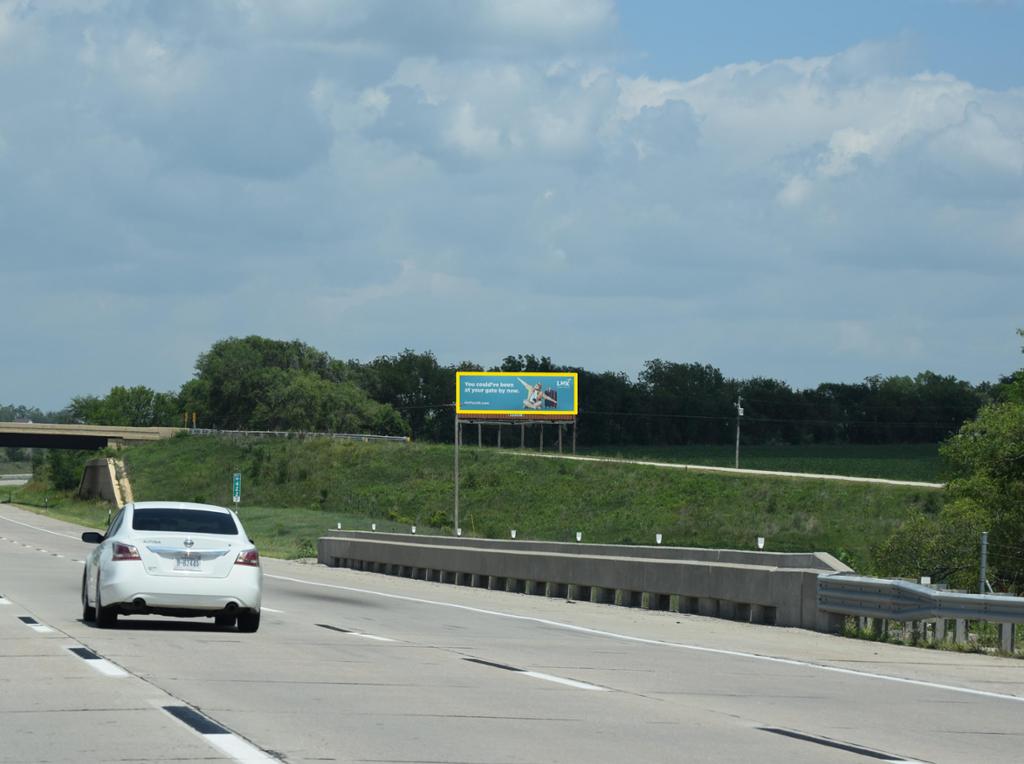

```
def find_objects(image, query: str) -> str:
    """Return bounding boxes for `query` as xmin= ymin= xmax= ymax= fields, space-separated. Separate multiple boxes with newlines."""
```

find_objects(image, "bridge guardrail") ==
xmin=818 ymin=573 xmax=1023 ymax=652
xmin=319 ymin=532 xmax=850 ymax=631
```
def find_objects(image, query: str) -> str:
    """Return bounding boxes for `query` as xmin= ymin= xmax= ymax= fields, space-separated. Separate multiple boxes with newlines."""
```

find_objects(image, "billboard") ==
xmin=456 ymin=371 xmax=578 ymax=416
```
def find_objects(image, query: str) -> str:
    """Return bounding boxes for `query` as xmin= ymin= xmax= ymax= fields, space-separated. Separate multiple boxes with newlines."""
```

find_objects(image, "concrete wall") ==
xmin=77 ymin=458 xmax=131 ymax=506
xmin=322 ymin=530 xmax=848 ymax=571
xmin=318 ymin=533 xmax=849 ymax=632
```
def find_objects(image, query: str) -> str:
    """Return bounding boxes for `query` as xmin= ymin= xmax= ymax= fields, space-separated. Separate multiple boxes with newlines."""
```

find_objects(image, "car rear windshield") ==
xmin=132 ymin=508 xmax=238 ymax=535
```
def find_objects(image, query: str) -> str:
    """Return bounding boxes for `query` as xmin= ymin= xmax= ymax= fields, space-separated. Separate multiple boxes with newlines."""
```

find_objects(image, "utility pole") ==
xmin=734 ymin=395 xmax=744 ymax=468
xmin=979 ymin=531 xmax=988 ymax=594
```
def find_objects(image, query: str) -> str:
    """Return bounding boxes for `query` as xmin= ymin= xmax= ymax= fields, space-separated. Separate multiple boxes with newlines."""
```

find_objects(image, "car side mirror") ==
xmin=81 ymin=532 xmax=104 ymax=544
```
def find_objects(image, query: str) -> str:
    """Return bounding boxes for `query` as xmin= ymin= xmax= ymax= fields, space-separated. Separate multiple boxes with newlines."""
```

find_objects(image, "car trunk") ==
xmin=136 ymin=534 xmax=239 ymax=579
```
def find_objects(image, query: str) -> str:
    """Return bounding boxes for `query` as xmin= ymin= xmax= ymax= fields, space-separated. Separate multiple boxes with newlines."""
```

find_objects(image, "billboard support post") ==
xmin=453 ymin=410 xmax=460 ymax=536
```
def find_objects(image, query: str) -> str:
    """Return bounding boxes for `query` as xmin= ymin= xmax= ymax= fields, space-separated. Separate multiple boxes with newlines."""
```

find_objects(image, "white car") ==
xmin=81 ymin=501 xmax=262 ymax=632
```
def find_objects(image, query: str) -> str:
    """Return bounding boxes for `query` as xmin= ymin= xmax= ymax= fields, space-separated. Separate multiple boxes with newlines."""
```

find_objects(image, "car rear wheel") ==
xmin=215 ymin=613 xmax=236 ymax=628
xmin=81 ymin=572 xmax=96 ymax=622
xmin=236 ymin=610 xmax=260 ymax=633
xmin=94 ymin=575 xmax=118 ymax=629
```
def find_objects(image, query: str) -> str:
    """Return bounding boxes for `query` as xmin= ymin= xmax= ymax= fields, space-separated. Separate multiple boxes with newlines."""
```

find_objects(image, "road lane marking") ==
xmin=760 ymin=727 xmax=925 ymax=763
xmin=521 ymin=671 xmax=608 ymax=691
xmin=65 ymin=646 xmax=128 ymax=677
xmin=0 ymin=513 xmax=82 ymax=539
xmin=261 ymin=607 xmax=284 ymax=613
xmin=17 ymin=615 xmax=54 ymax=634
xmin=268 ymin=572 xmax=1024 ymax=705
xmin=0 ymin=594 xmax=9 ymax=606
xmin=163 ymin=705 xmax=276 ymax=763
xmin=316 ymin=623 xmax=395 ymax=642
xmin=463 ymin=657 xmax=607 ymax=691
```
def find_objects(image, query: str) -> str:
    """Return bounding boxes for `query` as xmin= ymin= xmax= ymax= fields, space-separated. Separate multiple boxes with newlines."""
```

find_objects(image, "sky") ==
xmin=1 ymin=0 xmax=1022 ymax=411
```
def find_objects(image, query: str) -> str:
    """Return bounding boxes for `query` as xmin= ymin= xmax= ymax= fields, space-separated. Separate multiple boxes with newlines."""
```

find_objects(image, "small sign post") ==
xmin=232 ymin=472 xmax=241 ymax=506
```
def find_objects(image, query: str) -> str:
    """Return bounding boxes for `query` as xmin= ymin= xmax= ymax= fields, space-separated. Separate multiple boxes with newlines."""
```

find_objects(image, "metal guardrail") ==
xmin=818 ymin=573 xmax=1024 ymax=623
xmin=186 ymin=428 xmax=410 ymax=444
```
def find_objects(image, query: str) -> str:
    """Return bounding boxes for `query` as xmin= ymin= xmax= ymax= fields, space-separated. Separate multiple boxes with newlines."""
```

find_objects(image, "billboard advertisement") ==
xmin=456 ymin=371 xmax=578 ymax=416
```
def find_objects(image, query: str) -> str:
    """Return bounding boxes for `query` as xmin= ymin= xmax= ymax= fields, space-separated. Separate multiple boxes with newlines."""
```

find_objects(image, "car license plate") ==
xmin=175 ymin=556 xmax=201 ymax=570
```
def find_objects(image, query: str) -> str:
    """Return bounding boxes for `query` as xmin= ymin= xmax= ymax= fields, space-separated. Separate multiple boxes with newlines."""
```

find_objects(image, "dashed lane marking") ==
xmin=163 ymin=705 xmax=277 ymax=763
xmin=463 ymin=657 xmax=607 ymax=692
xmin=316 ymin=623 xmax=395 ymax=642
xmin=760 ymin=727 xmax=927 ymax=763
xmin=17 ymin=615 xmax=55 ymax=634
xmin=65 ymin=645 xmax=128 ymax=678
xmin=267 ymin=572 xmax=1024 ymax=705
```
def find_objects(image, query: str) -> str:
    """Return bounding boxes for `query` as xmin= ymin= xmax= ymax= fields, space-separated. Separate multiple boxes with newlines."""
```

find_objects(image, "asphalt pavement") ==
xmin=2 ymin=504 xmax=1023 ymax=763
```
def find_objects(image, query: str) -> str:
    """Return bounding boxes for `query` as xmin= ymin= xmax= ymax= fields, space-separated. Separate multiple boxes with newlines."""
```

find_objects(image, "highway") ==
xmin=2 ymin=504 xmax=1023 ymax=763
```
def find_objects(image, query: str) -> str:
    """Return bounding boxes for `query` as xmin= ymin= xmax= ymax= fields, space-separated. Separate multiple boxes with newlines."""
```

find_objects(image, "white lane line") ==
xmin=0 ymin=513 xmax=82 ymax=540
xmin=521 ymin=670 xmax=608 ymax=691
xmin=17 ymin=616 xmax=54 ymax=634
xmin=65 ymin=646 xmax=128 ymax=678
xmin=352 ymin=632 xmax=394 ymax=642
xmin=205 ymin=733 xmax=278 ymax=763
xmin=163 ymin=705 xmax=276 ymax=763
xmin=260 ymin=607 xmax=284 ymax=613
xmin=267 ymin=573 xmax=1024 ymax=705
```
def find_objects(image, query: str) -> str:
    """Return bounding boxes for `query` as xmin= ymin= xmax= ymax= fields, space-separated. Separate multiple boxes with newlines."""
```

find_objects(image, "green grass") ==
xmin=578 ymin=444 xmax=946 ymax=483
xmin=0 ymin=461 xmax=31 ymax=476
xmin=7 ymin=435 xmax=946 ymax=573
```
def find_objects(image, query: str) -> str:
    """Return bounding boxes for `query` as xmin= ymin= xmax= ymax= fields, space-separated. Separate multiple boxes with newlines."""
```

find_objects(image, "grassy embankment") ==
xmin=0 ymin=461 xmax=31 ymax=475
xmin=6 ymin=434 xmax=944 ymax=571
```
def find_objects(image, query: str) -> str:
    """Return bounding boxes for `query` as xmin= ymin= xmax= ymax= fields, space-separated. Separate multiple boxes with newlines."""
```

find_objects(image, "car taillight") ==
xmin=112 ymin=542 xmax=141 ymax=561
xmin=235 ymin=549 xmax=260 ymax=567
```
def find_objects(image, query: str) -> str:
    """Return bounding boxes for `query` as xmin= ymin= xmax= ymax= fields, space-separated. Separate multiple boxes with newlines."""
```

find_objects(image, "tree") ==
xmin=182 ymin=336 xmax=408 ymax=435
xmin=875 ymin=330 xmax=1024 ymax=590
xmin=69 ymin=386 xmax=180 ymax=427
xmin=941 ymin=401 xmax=1024 ymax=591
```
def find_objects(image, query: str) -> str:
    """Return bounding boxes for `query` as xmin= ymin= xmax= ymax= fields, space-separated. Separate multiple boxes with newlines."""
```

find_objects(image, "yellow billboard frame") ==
xmin=456 ymin=371 xmax=579 ymax=416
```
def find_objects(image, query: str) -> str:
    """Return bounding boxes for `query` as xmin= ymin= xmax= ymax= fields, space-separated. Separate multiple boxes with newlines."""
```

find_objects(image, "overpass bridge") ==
xmin=0 ymin=422 xmax=181 ymax=450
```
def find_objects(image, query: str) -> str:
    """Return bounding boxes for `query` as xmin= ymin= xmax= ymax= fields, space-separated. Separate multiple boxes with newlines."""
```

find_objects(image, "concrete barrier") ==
xmin=317 ymin=532 xmax=851 ymax=632
xmin=77 ymin=458 xmax=131 ymax=506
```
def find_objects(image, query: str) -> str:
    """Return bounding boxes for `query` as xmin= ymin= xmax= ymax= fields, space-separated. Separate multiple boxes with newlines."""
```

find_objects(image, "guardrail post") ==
xmin=955 ymin=619 xmax=967 ymax=644
xmin=870 ymin=618 xmax=886 ymax=639
xmin=1000 ymin=623 xmax=1016 ymax=654
xmin=934 ymin=618 xmax=946 ymax=643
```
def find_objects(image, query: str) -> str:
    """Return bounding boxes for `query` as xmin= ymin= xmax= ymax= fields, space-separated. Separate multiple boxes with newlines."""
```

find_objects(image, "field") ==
xmin=0 ymin=460 xmax=31 ymax=476
xmin=5 ymin=435 xmax=945 ymax=574
xmin=579 ymin=444 xmax=945 ymax=483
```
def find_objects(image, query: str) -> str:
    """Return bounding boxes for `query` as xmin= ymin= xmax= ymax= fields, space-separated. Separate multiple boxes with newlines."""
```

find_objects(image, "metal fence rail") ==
xmin=818 ymin=574 xmax=1024 ymax=623
xmin=818 ymin=573 xmax=1023 ymax=652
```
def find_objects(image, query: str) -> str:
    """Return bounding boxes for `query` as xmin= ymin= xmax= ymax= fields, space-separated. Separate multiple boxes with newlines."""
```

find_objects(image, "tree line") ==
xmin=4 ymin=335 xmax=1018 ymax=448
xmin=5 ymin=332 xmax=1023 ymax=591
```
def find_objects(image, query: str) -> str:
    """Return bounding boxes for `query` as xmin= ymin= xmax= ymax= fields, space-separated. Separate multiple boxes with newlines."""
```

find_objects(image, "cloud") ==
xmin=1 ymin=4 xmax=1022 ymax=409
